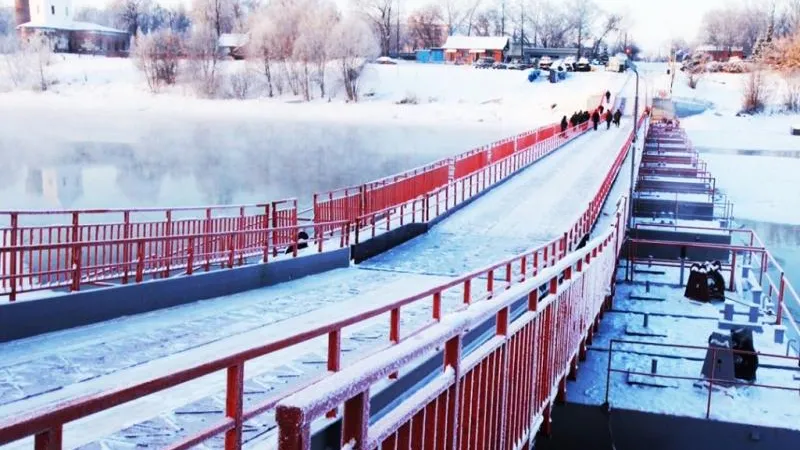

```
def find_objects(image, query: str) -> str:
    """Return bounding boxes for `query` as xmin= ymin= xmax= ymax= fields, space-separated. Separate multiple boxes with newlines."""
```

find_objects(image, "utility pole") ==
xmin=396 ymin=0 xmax=400 ymax=55
xmin=520 ymin=3 xmax=524 ymax=62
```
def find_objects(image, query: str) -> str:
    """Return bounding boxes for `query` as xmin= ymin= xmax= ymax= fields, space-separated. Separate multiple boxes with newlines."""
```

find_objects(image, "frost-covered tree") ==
xmin=352 ymin=0 xmax=393 ymax=56
xmin=191 ymin=0 xmax=235 ymax=37
xmin=110 ymin=0 xmax=152 ymax=37
xmin=293 ymin=0 xmax=339 ymax=99
xmin=408 ymin=4 xmax=446 ymax=49
xmin=134 ymin=28 xmax=182 ymax=93
xmin=187 ymin=25 xmax=221 ymax=96
xmin=247 ymin=8 xmax=279 ymax=96
xmin=328 ymin=15 xmax=379 ymax=102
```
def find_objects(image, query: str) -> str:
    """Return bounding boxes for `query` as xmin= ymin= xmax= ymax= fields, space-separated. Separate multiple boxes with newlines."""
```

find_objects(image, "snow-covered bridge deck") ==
xmin=0 ymin=81 xmax=646 ymax=448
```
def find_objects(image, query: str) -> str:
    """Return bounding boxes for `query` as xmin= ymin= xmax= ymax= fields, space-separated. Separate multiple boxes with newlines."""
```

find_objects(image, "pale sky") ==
xmin=4 ymin=0 xmax=736 ymax=53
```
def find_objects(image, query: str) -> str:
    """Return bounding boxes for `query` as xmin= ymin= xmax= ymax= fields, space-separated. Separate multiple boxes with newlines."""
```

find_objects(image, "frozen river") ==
xmin=0 ymin=110 xmax=515 ymax=211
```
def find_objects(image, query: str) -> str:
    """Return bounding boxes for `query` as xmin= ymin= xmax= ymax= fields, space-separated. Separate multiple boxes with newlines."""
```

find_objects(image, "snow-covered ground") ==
xmin=0 ymin=56 xmax=626 ymax=210
xmin=0 ymin=76 xmax=641 ymax=449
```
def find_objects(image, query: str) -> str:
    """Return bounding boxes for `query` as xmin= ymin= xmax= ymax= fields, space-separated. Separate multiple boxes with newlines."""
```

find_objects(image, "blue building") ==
xmin=416 ymin=48 xmax=444 ymax=64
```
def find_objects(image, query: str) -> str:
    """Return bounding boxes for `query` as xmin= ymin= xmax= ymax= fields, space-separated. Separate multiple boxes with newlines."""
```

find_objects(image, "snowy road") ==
xmin=0 ymin=79 xmax=640 ymax=449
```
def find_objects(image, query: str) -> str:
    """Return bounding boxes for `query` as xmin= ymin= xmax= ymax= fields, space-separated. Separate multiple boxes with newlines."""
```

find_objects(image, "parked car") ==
xmin=473 ymin=57 xmax=495 ymax=69
xmin=375 ymin=56 xmax=398 ymax=65
xmin=575 ymin=57 xmax=591 ymax=72
xmin=506 ymin=62 xmax=523 ymax=70
xmin=538 ymin=56 xmax=553 ymax=70
xmin=492 ymin=61 xmax=508 ymax=69
xmin=563 ymin=56 xmax=577 ymax=71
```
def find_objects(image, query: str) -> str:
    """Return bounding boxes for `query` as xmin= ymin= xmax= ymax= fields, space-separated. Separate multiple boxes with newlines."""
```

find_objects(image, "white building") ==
xmin=15 ymin=0 xmax=130 ymax=55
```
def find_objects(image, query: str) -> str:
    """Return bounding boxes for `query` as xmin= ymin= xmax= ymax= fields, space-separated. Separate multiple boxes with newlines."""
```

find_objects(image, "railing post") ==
xmin=204 ymin=208 xmax=212 ymax=272
xmin=237 ymin=207 xmax=245 ymax=266
xmin=9 ymin=212 xmax=18 ymax=301
xmin=433 ymin=291 xmax=442 ymax=320
xmin=326 ymin=329 xmax=341 ymax=418
xmin=262 ymin=205 xmax=270 ymax=263
xmin=342 ymin=390 xmax=370 ymax=450
xmin=122 ymin=211 xmax=131 ymax=285
xmin=164 ymin=210 xmax=172 ymax=278
xmin=777 ymin=272 xmax=785 ymax=326
xmin=225 ymin=363 xmax=244 ymax=450
xmin=71 ymin=242 xmax=81 ymax=292
xmin=464 ymin=279 xmax=472 ymax=304
xmin=487 ymin=269 xmax=494 ymax=297
xmin=34 ymin=426 xmax=62 ymax=450
xmin=135 ymin=239 xmax=144 ymax=283
xmin=186 ymin=237 xmax=195 ymax=276
xmin=443 ymin=336 xmax=462 ymax=450
xmin=729 ymin=251 xmax=737 ymax=292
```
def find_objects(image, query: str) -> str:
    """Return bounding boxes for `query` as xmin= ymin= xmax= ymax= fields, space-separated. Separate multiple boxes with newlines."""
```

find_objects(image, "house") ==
xmin=442 ymin=36 xmax=510 ymax=64
xmin=695 ymin=45 xmax=745 ymax=62
xmin=508 ymin=45 xmax=579 ymax=62
xmin=219 ymin=33 xmax=249 ymax=60
xmin=15 ymin=0 xmax=130 ymax=56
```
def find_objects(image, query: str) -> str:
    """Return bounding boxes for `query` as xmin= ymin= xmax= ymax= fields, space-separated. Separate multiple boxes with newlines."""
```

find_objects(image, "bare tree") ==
xmin=590 ymin=12 xmax=620 ymax=59
xmin=742 ymin=67 xmax=769 ymax=113
xmin=352 ymin=0 xmax=393 ymax=56
xmin=443 ymin=0 xmax=469 ymax=35
xmin=568 ymin=0 xmax=595 ymax=58
xmin=408 ymin=4 xmax=446 ymax=49
xmin=134 ymin=29 xmax=182 ymax=93
xmin=293 ymin=0 xmax=339 ymax=99
xmin=110 ymin=0 xmax=152 ymax=37
xmin=328 ymin=15 xmax=379 ymax=102
xmin=247 ymin=8 xmax=279 ymax=96
xmin=187 ymin=25 xmax=221 ymax=97
xmin=191 ymin=0 xmax=235 ymax=37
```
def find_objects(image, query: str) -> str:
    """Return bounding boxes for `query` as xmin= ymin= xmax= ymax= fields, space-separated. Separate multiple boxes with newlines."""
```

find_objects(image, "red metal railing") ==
xmin=625 ymin=229 xmax=800 ymax=337
xmin=605 ymin=340 xmax=800 ymax=421
xmin=0 ymin=201 xmax=301 ymax=300
xmin=275 ymin=213 xmax=623 ymax=450
xmin=0 ymin=202 xmax=626 ymax=450
xmin=313 ymin=90 xmax=616 ymax=240
xmin=0 ymin=105 xmax=641 ymax=449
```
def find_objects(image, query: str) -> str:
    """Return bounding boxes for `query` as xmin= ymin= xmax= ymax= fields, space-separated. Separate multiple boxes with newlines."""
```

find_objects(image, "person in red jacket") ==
xmin=605 ymin=110 xmax=613 ymax=129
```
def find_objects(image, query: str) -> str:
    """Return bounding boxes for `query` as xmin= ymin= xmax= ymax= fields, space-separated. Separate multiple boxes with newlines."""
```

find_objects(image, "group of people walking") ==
xmin=559 ymin=90 xmax=622 ymax=134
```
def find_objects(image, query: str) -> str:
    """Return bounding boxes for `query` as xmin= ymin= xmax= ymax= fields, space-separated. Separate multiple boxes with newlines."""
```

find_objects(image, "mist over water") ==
xmin=0 ymin=111 xmax=513 ymax=214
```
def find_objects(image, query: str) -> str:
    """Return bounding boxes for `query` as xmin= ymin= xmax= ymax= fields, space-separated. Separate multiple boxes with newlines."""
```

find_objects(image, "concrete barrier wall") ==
xmin=0 ymin=248 xmax=350 ymax=342
xmin=538 ymin=403 xmax=800 ymax=450
xmin=351 ymin=223 xmax=428 ymax=264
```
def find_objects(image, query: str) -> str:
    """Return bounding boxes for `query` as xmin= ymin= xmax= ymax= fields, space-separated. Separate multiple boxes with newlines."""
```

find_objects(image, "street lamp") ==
xmin=628 ymin=62 xmax=640 ymax=233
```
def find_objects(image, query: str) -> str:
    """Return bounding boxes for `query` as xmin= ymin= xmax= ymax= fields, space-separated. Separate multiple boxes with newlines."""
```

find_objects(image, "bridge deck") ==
xmin=0 ymin=84 xmax=642 ymax=448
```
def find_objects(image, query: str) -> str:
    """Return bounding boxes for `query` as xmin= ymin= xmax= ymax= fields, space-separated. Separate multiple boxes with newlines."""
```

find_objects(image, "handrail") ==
xmin=276 ymin=206 xmax=624 ymax=450
xmin=605 ymin=339 xmax=800 ymax=421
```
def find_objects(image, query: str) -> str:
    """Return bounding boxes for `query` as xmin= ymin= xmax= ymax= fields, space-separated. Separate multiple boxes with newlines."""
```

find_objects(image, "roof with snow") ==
xmin=442 ymin=36 xmax=510 ymax=51
xmin=17 ymin=20 xmax=127 ymax=34
xmin=219 ymin=33 xmax=249 ymax=48
xmin=695 ymin=44 xmax=744 ymax=52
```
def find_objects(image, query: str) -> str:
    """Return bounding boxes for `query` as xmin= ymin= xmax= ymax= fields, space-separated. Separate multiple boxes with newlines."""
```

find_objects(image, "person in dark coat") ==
xmin=605 ymin=90 xmax=611 ymax=103
xmin=613 ymin=109 xmax=622 ymax=127
xmin=285 ymin=231 xmax=310 ymax=254
xmin=591 ymin=110 xmax=600 ymax=131
xmin=605 ymin=110 xmax=613 ymax=129
xmin=598 ymin=105 xmax=604 ymax=115
xmin=569 ymin=112 xmax=577 ymax=128
xmin=582 ymin=111 xmax=590 ymax=123
xmin=560 ymin=115 xmax=568 ymax=133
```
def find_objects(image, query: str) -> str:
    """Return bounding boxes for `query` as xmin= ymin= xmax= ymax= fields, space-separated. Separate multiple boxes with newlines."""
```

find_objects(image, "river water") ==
xmin=0 ymin=114 xmax=513 ymax=212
